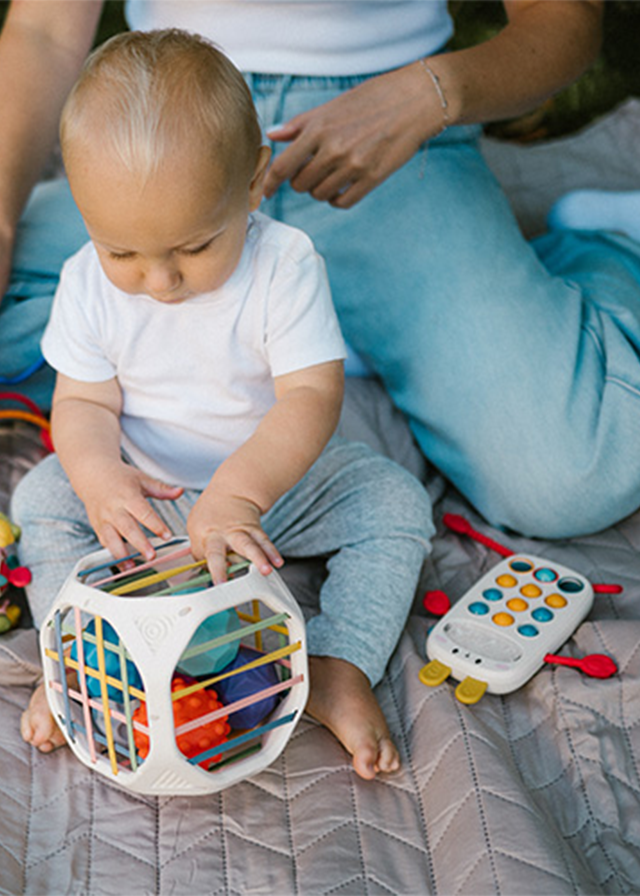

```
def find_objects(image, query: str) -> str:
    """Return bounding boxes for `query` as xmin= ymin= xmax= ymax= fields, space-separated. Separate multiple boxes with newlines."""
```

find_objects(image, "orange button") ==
xmin=496 ymin=574 xmax=517 ymax=588
xmin=545 ymin=593 xmax=567 ymax=608
xmin=507 ymin=598 xmax=528 ymax=612
xmin=521 ymin=584 xmax=542 ymax=598
xmin=493 ymin=612 xmax=514 ymax=626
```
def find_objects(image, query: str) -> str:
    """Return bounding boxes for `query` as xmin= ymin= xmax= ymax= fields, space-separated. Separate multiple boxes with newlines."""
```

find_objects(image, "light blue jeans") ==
xmin=5 ymin=72 xmax=640 ymax=537
xmin=11 ymin=438 xmax=433 ymax=687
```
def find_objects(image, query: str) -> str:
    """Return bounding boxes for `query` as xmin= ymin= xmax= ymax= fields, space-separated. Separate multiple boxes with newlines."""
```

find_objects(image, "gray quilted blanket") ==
xmin=1 ymin=101 xmax=640 ymax=895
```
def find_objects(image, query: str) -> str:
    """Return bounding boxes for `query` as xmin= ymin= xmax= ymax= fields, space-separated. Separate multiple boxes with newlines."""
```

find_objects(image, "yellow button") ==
xmin=521 ymin=584 xmax=542 ymax=598
xmin=496 ymin=574 xmax=517 ymax=588
xmin=506 ymin=598 xmax=528 ymax=612
xmin=545 ymin=593 xmax=567 ymax=608
xmin=493 ymin=612 xmax=514 ymax=626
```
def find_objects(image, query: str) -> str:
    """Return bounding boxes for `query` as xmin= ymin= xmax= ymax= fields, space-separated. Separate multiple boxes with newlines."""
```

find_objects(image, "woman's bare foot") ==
xmin=306 ymin=655 xmax=400 ymax=780
xmin=20 ymin=680 xmax=67 ymax=753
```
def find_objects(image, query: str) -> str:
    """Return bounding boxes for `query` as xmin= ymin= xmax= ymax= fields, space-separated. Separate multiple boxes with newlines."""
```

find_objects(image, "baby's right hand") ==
xmin=81 ymin=463 xmax=183 ymax=563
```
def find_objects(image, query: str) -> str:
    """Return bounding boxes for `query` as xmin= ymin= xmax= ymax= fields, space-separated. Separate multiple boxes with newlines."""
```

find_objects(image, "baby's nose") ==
xmin=146 ymin=263 xmax=182 ymax=298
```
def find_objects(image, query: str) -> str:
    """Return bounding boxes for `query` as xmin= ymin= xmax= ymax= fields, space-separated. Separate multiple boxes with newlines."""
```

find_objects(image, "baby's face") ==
xmin=68 ymin=144 xmax=268 ymax=302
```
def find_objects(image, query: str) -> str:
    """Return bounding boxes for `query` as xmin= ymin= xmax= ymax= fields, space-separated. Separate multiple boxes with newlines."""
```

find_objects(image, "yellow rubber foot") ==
xmin=418 ymin=659 xmax=451 ymax=687
xmin=455 ymin=676 xmax=488 ymax=705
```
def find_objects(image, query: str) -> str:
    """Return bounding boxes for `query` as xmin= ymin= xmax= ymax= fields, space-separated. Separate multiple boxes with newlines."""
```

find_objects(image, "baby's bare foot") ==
xmin=306 ymin=656 xmax=400 ymax=780
xmin=20 ymin=681 xmax=67 ymax=753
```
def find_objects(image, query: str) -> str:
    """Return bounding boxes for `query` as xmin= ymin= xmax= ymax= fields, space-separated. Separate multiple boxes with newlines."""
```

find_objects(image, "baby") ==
xmin=13 ymin=29 xmax=433 ymax=780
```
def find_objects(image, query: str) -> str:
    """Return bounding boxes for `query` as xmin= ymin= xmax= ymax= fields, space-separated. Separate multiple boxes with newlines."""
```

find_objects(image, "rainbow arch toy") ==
xmin=40 ymin=538 xmax=309 ymax=795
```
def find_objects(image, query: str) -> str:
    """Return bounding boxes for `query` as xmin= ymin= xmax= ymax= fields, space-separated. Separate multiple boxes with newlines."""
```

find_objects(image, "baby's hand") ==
xmin=187 ymin=492 xmax=283 ymax=585
xmin=81 ymin=463 xmax=183 ymax=562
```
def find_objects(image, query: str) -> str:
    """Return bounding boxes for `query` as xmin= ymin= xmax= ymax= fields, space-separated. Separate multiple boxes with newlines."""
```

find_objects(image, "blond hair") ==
xmin=61 ymin=29 xmax=263 ymax=182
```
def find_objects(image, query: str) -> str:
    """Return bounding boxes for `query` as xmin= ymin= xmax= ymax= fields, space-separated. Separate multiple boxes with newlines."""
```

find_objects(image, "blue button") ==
xmin=468 ymin=601 xmax=489 ymax=616
xmin=534 ymin=567 xmax=557 ymax=583
xmin=558 ymin=577 xmax=584 ymax=593
xmin=532 ymin=607 xmax=554 ymax=622
xmin=510 ymin=560 xmax=533 ymax=573
xmin=483 ymin=588 xmax=502 ymax=601
xmin=518 ymin=624 xmax=539 ymax=637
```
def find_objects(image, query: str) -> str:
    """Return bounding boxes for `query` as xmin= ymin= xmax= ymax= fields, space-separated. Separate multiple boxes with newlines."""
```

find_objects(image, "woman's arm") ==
xmin=264 ymin=0 xmax=603 ymax=209
xmin=188 ymin=359 xmax=344 ymax=582
xmin=0 ymin=0 xmax=102 ymax=296
xmin=430 ymin=0 xmax=603 ymax=126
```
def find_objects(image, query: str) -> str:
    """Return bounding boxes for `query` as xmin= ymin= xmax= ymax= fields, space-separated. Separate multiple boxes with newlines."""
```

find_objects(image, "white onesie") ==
xmin=42 ymin=212 xmax=346 ymax=489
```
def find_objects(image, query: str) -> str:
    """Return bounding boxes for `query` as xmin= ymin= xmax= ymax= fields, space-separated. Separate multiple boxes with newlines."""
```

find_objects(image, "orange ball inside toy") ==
xmin=134 ymin=674 xmax=230 ymax=768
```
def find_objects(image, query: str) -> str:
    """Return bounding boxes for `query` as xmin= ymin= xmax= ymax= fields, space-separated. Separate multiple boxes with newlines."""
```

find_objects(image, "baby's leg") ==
xmin=264 ymin=439 xmax=433 ymax=778
xmin=11 ymin=454 xmax=101 ymax=751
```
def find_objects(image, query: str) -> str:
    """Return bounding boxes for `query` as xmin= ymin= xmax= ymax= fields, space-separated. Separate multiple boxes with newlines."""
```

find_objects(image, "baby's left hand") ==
xmin=187 ymin=492 xmax=283 ymax=585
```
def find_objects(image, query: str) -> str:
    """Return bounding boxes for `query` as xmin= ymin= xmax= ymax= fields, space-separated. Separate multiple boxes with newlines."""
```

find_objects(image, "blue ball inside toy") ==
xmin=215 ymin=646 xmax=282 ymax=729
xmin=70 ymin=619 xmax=142 ymax=701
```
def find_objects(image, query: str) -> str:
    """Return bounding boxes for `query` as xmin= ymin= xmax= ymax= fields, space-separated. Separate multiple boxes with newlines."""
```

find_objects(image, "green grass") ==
xmin=450 ymin=0 xmax=640 ymax=139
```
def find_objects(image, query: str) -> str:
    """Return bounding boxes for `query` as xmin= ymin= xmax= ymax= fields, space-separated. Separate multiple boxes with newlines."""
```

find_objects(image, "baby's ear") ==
xmin=248 ymin=145 xmax=272 ymax=210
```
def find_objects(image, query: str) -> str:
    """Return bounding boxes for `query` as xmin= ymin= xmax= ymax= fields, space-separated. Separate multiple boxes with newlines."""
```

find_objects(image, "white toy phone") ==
xmin=421 ymin=553 xmax=595 ymax=703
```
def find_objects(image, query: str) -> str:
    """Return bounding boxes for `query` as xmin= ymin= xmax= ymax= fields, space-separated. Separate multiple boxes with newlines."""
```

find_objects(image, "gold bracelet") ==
xmin=419 ymin=58 xmax=450 ymax=134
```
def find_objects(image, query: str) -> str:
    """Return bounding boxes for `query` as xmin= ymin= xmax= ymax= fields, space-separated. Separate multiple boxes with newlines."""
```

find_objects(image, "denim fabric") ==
xmin=11 ymin=438 xmax=433 ymax=686
xmin=252 ymin=74 xmax=640 ymax=537
xmin=0 ymin=179 xmax=88 ymax=407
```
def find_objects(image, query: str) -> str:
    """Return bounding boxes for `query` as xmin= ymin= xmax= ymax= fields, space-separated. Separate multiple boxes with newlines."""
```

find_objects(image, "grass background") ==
xmin=1 ymin=0 xmax=639 ymax=140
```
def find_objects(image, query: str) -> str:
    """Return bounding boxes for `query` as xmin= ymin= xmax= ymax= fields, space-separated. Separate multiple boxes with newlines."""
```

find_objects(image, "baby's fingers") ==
xmin=228 ymin=529 xmax=283 ymax=578
xmin=203 ymin=529 xmax=283 ymax=586
xmin=100 ymin=503 xmax=161 ymax=562
xmin=202 ymin=532 xmax=232 ymax=586
xmin=132 ymin=498 xmax=173 ymax=542
xmin=98 ymin=521 xmax=139 ymax=565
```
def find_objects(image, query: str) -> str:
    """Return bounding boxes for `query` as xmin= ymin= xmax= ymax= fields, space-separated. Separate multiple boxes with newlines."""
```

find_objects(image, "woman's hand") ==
xmin=263 ymin=62 xmax=443 ymax=209
xmin=263 ymin=1 xmax=602 ymax=210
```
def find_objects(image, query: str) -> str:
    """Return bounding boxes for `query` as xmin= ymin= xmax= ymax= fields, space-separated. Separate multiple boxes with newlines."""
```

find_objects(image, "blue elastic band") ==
xmin=0 ymin=354 xmax=46 ymax=385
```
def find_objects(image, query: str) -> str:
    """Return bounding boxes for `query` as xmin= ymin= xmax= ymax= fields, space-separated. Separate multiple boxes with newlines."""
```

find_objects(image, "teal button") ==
xmin=532 ymin=607 xmax=553 ymax=623
xmin=468 ymin=601 xmax=489 ymax=615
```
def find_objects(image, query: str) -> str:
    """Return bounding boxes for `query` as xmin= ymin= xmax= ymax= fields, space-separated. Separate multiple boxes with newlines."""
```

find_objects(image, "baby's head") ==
xmin=60 ymin=29 xmax=271 ymax=302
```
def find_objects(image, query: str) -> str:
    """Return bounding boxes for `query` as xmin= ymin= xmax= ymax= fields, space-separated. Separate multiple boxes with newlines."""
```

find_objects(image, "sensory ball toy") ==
xmin=134 ymin=674 xmax=230 ymax=769
xmin=70 ymin=618 xmax=143 ymax=700
xmin=40 ymin=538 xmax=309 ymax=795
xmin=215 ymin=646 xmax=282 ymax=729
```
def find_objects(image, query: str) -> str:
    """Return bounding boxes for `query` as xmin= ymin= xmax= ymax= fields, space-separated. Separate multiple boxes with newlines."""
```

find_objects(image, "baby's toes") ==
xmin=376 ymin=736 xmax=400 ymax=774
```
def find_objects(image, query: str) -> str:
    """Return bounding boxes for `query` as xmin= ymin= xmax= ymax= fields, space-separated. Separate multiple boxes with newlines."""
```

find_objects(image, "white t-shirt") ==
xmin=42 ymin=212 xmax=346 ymax=489
xmin=125 ymin=1 xmax=453 ymax=76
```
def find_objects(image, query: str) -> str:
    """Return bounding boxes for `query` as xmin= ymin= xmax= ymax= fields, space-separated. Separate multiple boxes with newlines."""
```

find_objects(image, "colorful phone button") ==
xmin=492 ymin=612 xmax=514 ymax=626
xmin=521 ymin=584 xmax=542 ymax=598
xmin=532 ymin=607 xmax=554 ymax=623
